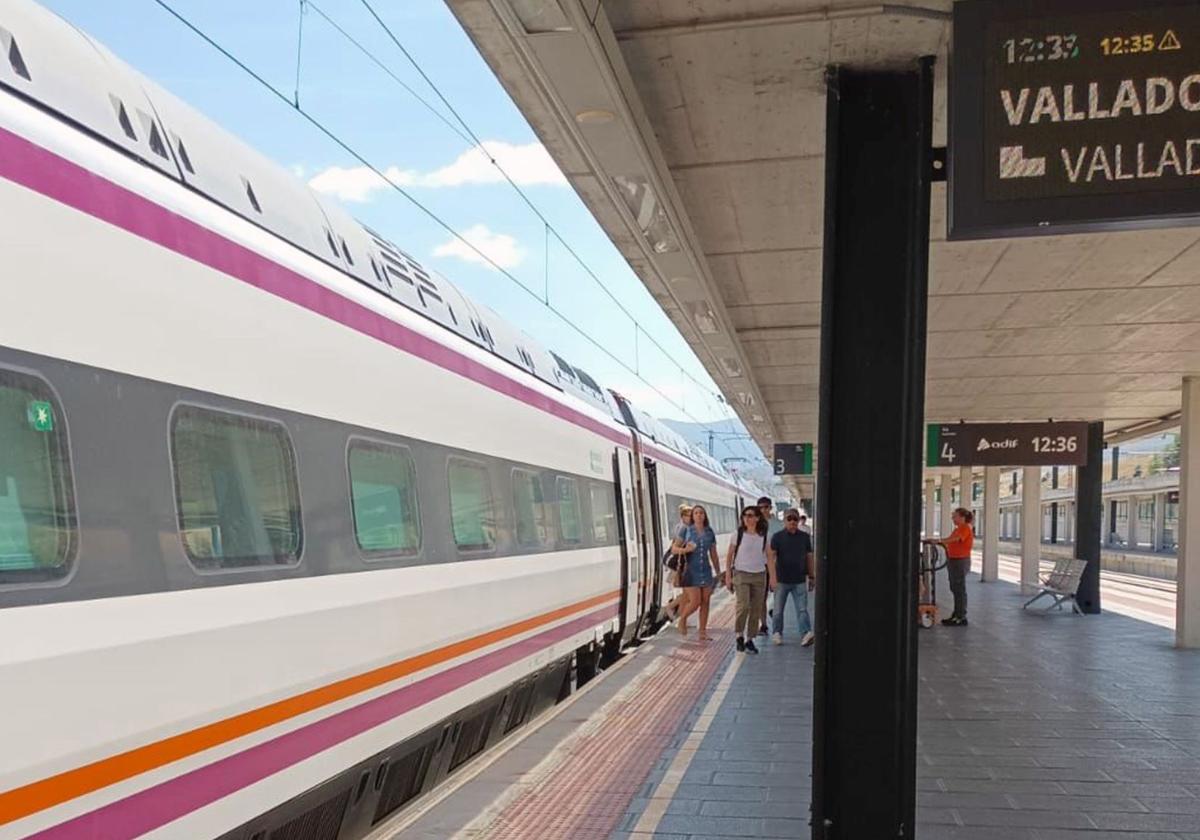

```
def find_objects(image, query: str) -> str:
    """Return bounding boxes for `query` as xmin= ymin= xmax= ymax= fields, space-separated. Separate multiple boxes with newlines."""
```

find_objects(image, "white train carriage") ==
xmin=0 ymin=2 xmax=743 ymax=838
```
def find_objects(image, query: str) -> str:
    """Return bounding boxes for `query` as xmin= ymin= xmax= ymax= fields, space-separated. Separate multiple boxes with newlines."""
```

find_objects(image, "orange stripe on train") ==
xmin=0 ymin=590 xmax=620 ymax=827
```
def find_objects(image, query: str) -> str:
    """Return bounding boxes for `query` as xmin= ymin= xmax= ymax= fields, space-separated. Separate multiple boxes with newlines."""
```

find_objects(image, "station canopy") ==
xmin=448 ymin=0 xmax=1198 ymax=484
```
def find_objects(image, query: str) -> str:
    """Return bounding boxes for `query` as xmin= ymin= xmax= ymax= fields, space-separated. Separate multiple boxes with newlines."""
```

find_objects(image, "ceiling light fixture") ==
xmin=574 ymin=108 xmax=615 ymax=124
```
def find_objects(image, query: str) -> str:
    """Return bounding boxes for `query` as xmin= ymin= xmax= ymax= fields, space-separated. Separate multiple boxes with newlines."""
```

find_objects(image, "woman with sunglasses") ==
xmin=726 ymin=506 xmax=776 ymax=654
xmin=676 ymin=504 xmax=721 ymax=641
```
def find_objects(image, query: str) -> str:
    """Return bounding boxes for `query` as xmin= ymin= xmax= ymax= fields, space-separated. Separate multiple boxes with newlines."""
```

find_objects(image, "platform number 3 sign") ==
xmin=773 ymin=443 xmax=813 ymax=476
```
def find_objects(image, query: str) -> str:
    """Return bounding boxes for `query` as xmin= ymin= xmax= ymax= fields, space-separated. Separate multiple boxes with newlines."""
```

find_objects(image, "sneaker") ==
xmin=801 ymin=631 xmax=815 ymax=647
xmin=772 ymin=632 xmax=783 ymax=646
xmin=941 ymin=616 xmax=966 ymax=627
xmin=736 ymin=636 xmax=746 ymax=652
xmin=744 ymin=639 xmax=759 ymax=655
xmin=758 ymin=624 xmax=769 ymax=636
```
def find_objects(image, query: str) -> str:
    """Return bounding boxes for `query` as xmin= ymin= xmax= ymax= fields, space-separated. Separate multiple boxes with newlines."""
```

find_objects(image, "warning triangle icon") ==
xmin=1160 ymin=30 xmax=1182 ymax=51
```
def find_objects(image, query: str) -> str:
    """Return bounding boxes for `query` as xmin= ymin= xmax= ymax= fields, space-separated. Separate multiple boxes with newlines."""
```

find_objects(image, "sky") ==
xmin=35 ymin=0 xmax=763 ymax=461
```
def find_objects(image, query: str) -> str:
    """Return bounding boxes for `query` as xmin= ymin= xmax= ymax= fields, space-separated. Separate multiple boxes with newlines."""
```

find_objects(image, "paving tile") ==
xmin=1137 ymin=797 xmax=1200 ymax=814
xmin=954 ymin=807 xmax=1096 ymax=829
xmin=1057 ymin=781 xmax=1196 ymax=798
xmin=1089 ymin=811 xmax=1200 ymax=832
xmin=941 ymin=778 xmax=1068 ymax=795
xmin=918 ymin=792 xmax=1015 ymax=810
xmin=696 ymin=799 xmax=806 ymax=818
xmin=1008 ymin=794 xmax=1147 ymax=813
xmin=917 ymin=827 xmax=1037 ymax=839
xmin=1032 ymin=832 xmax=1183 ymax=840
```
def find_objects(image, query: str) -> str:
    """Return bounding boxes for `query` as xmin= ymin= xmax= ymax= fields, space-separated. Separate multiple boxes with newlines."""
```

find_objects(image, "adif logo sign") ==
xmin=977 ymin=437 xmax=1018 ymax=452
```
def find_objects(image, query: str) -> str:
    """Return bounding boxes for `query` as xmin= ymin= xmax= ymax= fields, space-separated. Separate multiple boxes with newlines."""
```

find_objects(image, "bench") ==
xmin=1022 ymin=557 xmax=1088 ymax=614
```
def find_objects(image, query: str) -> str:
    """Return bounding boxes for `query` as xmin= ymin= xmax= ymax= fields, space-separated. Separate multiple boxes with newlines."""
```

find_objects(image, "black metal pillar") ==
xmin=812 ymin=59 xmax=933 ymax=840
xmin=1050 ymin=502 xmax=1059 ymax=543
xmin=1075 ymin=421 xmax=1104 ymax=613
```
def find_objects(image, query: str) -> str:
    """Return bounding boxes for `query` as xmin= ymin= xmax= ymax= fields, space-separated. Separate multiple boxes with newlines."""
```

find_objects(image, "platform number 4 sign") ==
xmin=773 ymin=443 xmax=813 ymax=476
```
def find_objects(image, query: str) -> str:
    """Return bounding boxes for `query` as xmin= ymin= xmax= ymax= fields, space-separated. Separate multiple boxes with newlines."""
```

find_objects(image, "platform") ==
xmin=385 ymin=574 xmax=1200 ymax=840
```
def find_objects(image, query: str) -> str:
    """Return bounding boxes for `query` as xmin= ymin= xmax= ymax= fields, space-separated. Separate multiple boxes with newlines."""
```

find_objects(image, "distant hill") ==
xmin=1116 ymin=432 xmax=1178 ymax=454
xmin=659 ymin=418 xmax=791 ymax=499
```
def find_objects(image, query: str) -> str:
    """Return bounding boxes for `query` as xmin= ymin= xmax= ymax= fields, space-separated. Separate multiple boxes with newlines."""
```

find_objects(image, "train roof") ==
xmin=0 ymin=0 xmax=750 ymax=486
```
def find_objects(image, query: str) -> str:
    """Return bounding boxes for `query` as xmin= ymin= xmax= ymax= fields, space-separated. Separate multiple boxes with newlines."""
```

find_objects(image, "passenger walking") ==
xmin=798 ymin=514 xmax=811 ymax=535
xmin=664 ymin=504 xmax=693 ymax=624
xmin=726 ymin=506 xmax=775 ymax=654
xmin=925 ymin=508 xmax=974 ymax=626
xmin=770 ymin=508 xmax=814 ymax=646
xmin=757 ymin=497 xmax=783 ymax=635
xmin=676 ymin=504 xmax=721 ymax=641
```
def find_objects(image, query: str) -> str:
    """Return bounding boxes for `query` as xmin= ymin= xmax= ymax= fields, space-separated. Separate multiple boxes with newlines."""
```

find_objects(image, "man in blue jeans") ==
xmin=769 ymin=508 xmax=815 ymax=646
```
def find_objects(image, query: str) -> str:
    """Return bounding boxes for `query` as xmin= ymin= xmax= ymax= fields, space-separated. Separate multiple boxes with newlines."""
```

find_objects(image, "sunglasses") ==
xmin=786 ymin=516 xmax=800 ymax=522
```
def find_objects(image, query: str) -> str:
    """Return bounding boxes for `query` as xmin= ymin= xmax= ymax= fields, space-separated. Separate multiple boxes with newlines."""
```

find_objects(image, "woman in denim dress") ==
xmin=677 ymin=504 xmax=721 ymax=641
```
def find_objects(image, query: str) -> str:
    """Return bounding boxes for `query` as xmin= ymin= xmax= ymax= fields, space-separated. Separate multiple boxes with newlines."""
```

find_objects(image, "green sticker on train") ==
xmin=27 ymin=401 xmax=53 ymax=432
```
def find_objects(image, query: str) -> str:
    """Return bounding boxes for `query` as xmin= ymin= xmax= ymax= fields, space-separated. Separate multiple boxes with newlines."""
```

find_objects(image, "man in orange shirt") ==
xmin=924 ymin=507 xmax=975 ymax=626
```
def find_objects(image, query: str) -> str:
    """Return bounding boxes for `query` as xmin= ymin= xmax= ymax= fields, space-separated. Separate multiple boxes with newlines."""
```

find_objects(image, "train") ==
xmin=0 ymin=2 xmax=774 ymax=838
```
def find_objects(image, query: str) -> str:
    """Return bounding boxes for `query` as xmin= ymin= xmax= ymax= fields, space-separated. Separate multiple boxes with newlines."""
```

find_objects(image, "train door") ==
xmin=643 ymin=460 xmax=667 ymax=628
xmin=630 ymin=457 xmax=656 ymax=629
xmin=612 ymin=448 xmax=641 ymax=643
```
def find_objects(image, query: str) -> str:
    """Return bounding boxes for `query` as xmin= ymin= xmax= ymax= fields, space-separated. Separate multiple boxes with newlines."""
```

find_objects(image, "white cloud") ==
xmin=433 ymin=224 xmax=525 ymax=271
xmin=306 ymin=141 xmax=565 ymax=203
xmin=421 ymin=140 xmax=566 ymax=187
xmin=307 ymin=165 xmax=416 ymax=203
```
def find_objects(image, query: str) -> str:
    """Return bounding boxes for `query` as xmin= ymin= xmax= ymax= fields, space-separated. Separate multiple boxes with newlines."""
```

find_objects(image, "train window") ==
xmin=110 ymin=95 xmax=136 ymax=141
xmin=348 ymin=441 xmax=420 ymax=558
xmin=588 ymin=483 xmax=617 ymax=545
xmin=171 ymin=407 xmax=302 ymax=569
xmin=512 ymin=469 xmax=551 ymax=549
xmin=175 ymin=136 xmax=195 ymax=174
xmin=449 ymin=459 xmax=495 ymax=551
xmin=556 ymin=477 xmax=582 ymax=544
xmin=6 ymin=33 xmax=31 ymax=81
xmin=0 ymin=371 xmax=75 ymax=583
xmin=243 ymin=177 xmax=263 ymax=214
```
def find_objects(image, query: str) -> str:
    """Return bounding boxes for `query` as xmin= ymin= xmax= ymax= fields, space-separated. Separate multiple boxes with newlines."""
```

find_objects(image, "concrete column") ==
xmin=1074 ymin=421 xmax=1104 ymax=613
xmin=959 ymin=464 xmax=972 ymax=520
xmin=1154 ymin=492 xmax=1166 ymax=552
xmin=982 ymin=466 xmax=999 ymax=582
xmin=1126 ymin=496 xmax=1138 ymax=548
xmin=923 ymin=478 xmax=935 ymax=537
xmin=1178 ymin=377 xmax=1200 ymax=647
xmin=940 ymin=473 xmax=953 ymax=537
xmin=1021 ymin=467 xmax=1041 ymax=594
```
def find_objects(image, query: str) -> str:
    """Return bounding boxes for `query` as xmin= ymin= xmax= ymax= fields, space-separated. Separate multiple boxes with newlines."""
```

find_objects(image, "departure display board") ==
xmin=926 ymin=422 xmax=1090 ymax=467
xmin=773 ymin=443 xmax=814 ymax=476
xmin=950 ymin=0 xmax=1200 ymax=239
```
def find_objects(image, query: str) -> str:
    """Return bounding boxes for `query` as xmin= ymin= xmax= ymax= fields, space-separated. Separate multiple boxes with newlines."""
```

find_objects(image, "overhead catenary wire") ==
xmin=149 ymin=0 xmax=753 ymax=451
xmin=350 ymin=0 xmax=740 ymax=424
xmin=304 ymin=1 xmax=474 ymax=146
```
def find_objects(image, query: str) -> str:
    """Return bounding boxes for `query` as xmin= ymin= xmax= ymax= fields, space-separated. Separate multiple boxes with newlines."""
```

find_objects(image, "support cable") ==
xmin=352 ymin=0 xmax=730 ymax=411
xmin=148 ymin=0 xmax=735 ymax=439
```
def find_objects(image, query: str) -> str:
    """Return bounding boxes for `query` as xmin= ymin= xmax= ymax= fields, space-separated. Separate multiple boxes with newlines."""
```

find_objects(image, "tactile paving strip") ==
xmin=467 ymin=600 xmax=736 ymax=840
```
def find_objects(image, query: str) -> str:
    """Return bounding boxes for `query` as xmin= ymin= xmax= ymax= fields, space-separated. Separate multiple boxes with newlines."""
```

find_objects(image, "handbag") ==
xmin=663 ymin=547 xmax=679 ymax=570
xmin=671 ymin=558 xmax=687 ymax=588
